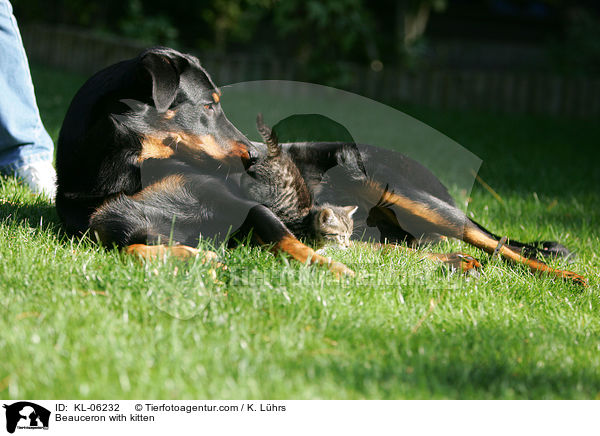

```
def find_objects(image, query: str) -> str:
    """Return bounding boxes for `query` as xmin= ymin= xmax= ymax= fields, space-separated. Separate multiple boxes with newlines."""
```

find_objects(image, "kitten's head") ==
xmin=312 ymin=204 xmax=358 ymax=249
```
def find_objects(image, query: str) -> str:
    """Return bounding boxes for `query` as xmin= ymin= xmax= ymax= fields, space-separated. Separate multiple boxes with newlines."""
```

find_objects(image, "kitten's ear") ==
xmin=319 ymin=208 xmax=335 ymax=225
xmin=344 ymin=205 xmax=359 ymax=217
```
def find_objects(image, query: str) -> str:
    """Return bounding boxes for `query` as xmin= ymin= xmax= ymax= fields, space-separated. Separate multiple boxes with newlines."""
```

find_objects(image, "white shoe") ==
xmin=15 ymin=160 xmax=57 ymax=200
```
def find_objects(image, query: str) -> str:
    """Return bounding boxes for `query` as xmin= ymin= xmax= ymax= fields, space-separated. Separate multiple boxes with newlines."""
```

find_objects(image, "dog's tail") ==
xmin=256 ymin=113 xmax=280 ymax=158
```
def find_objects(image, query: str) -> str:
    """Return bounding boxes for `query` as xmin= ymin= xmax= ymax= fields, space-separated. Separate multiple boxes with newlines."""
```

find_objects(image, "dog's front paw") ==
xmin=328 ymin=260 xmax=355 ymax=278
xmin=443 ymin=252 xmax=482 ymax=275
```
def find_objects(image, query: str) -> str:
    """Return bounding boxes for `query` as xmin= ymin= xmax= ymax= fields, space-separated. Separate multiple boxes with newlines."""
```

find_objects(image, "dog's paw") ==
xmin=559 ymin=270 xmax=588 ymax=287
xmin=515 ymin=240 xmax=577 ymax=265
xmin=197 ymin=249 xmax=227 ymax=270
xmin=328 ymin=260 xmax=355 ymax=278
xmin=442 ymin=252 xmax=482 ymax=274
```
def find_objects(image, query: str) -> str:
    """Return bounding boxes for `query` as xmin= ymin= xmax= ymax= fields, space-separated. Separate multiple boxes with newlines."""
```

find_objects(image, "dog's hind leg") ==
xmin=461 ymin=223 xmax=587 ymax=286
xmin=358 ymin=182 xmax=482 ymax=274
xmin=89 ymin=191 xmax=223 ymax=266
xmin=356 ymin=179 xmax=586 ymax=285
xmin=469 ymin=219 xmax=574 ymax=260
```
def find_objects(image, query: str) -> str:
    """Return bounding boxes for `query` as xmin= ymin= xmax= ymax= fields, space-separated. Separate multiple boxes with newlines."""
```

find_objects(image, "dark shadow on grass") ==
xmin=279 ymin=323 xmax=600 ymax=399
xmin=0 ymin=195 xmax=63 ymax=235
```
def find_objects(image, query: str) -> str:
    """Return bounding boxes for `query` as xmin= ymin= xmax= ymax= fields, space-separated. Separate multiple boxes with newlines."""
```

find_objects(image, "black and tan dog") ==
xmin=55 ymin=47 xmax=586 ymax=285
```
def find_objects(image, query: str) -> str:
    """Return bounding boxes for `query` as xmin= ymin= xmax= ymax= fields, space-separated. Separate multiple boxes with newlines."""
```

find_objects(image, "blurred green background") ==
xmin=13 ymin=0 xmax=600 ymax=75
xmin=12 ymin=0 xmax=600 ymax=118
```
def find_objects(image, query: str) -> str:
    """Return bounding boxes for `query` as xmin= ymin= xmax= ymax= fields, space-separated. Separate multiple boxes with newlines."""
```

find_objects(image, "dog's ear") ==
xmin=141 ymin=52 xmax=180 ymax=113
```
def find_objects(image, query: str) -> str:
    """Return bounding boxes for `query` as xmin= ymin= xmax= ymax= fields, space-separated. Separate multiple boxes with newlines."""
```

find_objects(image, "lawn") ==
xmin=0 ymin=65 xmax=598 ymax=399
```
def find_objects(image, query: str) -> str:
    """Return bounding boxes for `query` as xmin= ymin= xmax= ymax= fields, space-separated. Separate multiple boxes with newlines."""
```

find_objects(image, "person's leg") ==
xmin=0 ymin=0 xmax=55 ymax=198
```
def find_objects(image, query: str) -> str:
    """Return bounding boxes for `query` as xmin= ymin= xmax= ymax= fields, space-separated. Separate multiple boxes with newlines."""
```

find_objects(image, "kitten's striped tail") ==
xmin=256 ymin=113 xmax=280 ymax=158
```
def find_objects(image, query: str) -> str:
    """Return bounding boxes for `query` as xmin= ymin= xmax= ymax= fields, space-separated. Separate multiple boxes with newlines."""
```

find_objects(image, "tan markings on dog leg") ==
xmin=125 ymin=244 xmax=224 ymax=267
xmin=273 ymin=235 xmax=354 ymax=277
xmin=125 ymin=244 xmax=194 ymax=260
xmin=463 ymin=226 xmax=587 ymax=286
xmin=139 ymin=135 xmax=176 ymax=162
xmin=164 ymin=109 xmax=176 ymax=120
xmin=359 ymin=180 xmax=462 ymax=237
xmin=380 ymin=188 xmax=459 ymax=234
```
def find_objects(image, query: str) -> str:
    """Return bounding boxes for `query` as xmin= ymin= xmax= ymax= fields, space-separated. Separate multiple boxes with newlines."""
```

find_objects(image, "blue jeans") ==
xmin=0 ymin=0 xmax=53 ymax=173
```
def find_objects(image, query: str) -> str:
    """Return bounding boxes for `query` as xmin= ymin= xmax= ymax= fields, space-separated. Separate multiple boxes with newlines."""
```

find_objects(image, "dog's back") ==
xmin=56 ymin=57 xmax=145 ymax=235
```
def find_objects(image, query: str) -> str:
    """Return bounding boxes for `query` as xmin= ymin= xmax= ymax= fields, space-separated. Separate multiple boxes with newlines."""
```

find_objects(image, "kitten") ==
xmin=306 ymin=203 xmax=358 ymax=250
xmin=244 ymin=113 xmax=312 ymax=226
xmin=243 ymin=114 xmax=357 ymax=249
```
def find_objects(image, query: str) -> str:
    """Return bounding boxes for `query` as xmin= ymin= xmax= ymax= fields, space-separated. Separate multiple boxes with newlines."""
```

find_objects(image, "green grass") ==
xmin=0 ymin=65 xmax=599 ymax=399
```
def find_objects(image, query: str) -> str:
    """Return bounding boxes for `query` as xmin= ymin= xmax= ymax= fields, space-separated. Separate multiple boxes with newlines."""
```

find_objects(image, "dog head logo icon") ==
xmin=3 ymin=402 xmax=50 ymax=433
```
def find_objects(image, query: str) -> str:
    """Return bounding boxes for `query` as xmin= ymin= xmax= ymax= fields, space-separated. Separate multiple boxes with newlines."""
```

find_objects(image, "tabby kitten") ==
xmin=243 ymin=114 xmax=357 ymax=249
xmin=306 ymin=203 xmax=358 ymax=250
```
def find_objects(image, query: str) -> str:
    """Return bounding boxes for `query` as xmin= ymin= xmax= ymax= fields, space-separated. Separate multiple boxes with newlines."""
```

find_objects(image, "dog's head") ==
xmin=120 ymin=47 xmax=255 ymax=167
